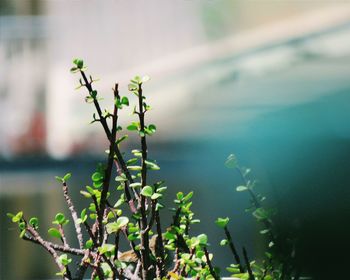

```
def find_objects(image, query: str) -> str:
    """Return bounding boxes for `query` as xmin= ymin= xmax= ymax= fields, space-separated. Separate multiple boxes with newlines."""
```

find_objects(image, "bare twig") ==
xmin=58 ymin=224 xmax=69 ymax=247
xmin=62 ymin=182 xmax=84 ymax=249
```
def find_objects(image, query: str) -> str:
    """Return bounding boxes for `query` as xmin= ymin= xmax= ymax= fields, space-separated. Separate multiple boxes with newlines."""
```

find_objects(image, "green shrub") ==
xmin=8 ymin=59 xmax=299 ymax=280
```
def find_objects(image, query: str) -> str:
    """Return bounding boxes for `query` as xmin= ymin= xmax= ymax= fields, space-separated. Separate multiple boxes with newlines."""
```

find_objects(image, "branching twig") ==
xmin=26 ymin=226 xmax=71 ymax=279
xmin=23 ymin=235 xmax=87 ymax=256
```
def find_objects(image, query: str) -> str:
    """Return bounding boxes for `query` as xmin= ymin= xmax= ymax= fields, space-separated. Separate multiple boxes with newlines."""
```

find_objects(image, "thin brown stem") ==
xmin=242 ymin=247 xmax=255 ymax=280
xmin=122 ymin=228 xmax=141 ymax=260
xmin=62 ymin=182 xmax=84 ymax=249
xmin=204 ymin=247 xmax=219 ymax=280
xmin=236 ymin=167 xmax=276 ymax=243
xmin=58 ymin=224 xmax=69 ymax=247
xmin=224 ymin=226 xmax=244 ymax=272
xmin=137 ymin=83 xmax=151 ymax=279
xmin=114 ymin=160 xmax=137 ymax=213
xmin=155 ymin=210 xmax=166 ymax=278
xmin=97 ymin=84 xmax=119 ymax=245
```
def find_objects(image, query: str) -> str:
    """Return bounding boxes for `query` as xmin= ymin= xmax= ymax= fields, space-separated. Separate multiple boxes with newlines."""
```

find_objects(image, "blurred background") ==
xmin=1 ymin=0 xmax=350 ymax=279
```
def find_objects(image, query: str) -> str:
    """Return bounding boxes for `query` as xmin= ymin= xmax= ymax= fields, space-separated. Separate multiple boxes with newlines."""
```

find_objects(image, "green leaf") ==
xmin=85 ymin=96 xmax=94 ymax=103
xmin=127 ymin=233 xmax=138 ymax=241
xmin=63 ymin=173 xmax=71 ymax=182
xmin=54 ymin=213 xmax=66 ymax=225
xmin=29 ymin=217 xmax=39 ymax=229
xmin=140 ymin=185 xmax=153 ymax=197
xmin=142 ymin=75 xmax=150 ymax=83
xmin=18 ymin=221 xmax=26 ymax=230
xmin=260 ymin=229 xmax=270 ymax=235
xmin=73 ymin=58 xmax=84 ymax=69
xmin=121 ymin=96 xmax=129 ymax=106
xmin=156 ymin=203 xmax=164 ymax=211
xmin=114 ymin=260 xmax=127 ymax=269
xmin=126 ymin=158 xmax=138 ymax=165
xmin=148 ymin=124 xmax=156 ymax=132
xmin=116 ymin=216 xmax=129 ymax=229
xmin=6 ymin=213 xmax=15 ymax=219
xmin=85 ymin=239 xmax=93 ymax=249
xmin=98 ymin=244 xmax=115 ymax=255
xmin=132 ymin=76 xmax=142 ymax=84
xmin=58 ymin=254 xmax=72 ymax=266
xmin=91 ymin=90 xmax=97 ymax=98
xmin=236 ymin=185 xmax=248 ymax=192
xmin=177 ymin=192 xmax=184 ymax=200
xmin=55 ymin=176 xmax=64 ymax=183
xmin=156 ymin=186 xmax=167 ymax=193
xmin=80 ymin=190 xmax=92 ymax=198
xmin=55 ymin=269 xmax=66 ymax=277
xmin=151 ymin=193 xmax=162 ymax=200
xmin=106 ymin=222 xmax=118 ymax=234
xmin=12 ymin=211 xmax=23 ymax=223
xmin=115 ymin=174 xmax=127 ymax=182
xmin=128 ymin=83 xmax=138 ymax=91
xmin=114 ymin=196 xmax=125 ymax=208
xmin=138 ymin=130 xmax=145 ymax=137
xmin=129 ymin=182 xmax=142 ymax=188
xmin=131 ymin=149 xmax=142 ymax=157
xmin=145 ymin=124 xmax=156 ymax=135
xmin=127 ymin=165 xmax=142 ymax=171
xmin=226 ymin=266 xmax=240 ymax=274
xmin=70 ymin=67 xmax=78 ymax=73
xmin=116 ymin=135 xmax=128 ymax=145
xmin=164 ymin=231 xmax=176 ymax=241
xmin=183 ymin=191 xmax=193 ymax=202
xmin=19 ymin=229 xmax=26 ymax=239
xmin=86 ymin=185 xmax=95 ymax=194
xmin=190 ymin=219 xmax=200 ymax=224
xmin=127 ymin=124 xmax=138 ymax=131
xmin=145 ymin=160 xmax=160 ymax=170
xmin=106 ymin=216 xmax=129 ymax=234
xmin=252 ymin=208 xmax=269 ymax=221
xmin=215 ymin=217 xmax=230 ymax=228
xmin=90 ymin=213 xmax=97 ymax=220
xmin=48 ymin=228 xmax=62 ymax=239
xmin=91 ymin=172 xmax=103 ymax=182
xmin=225 ymin=154 xmax=237 ymax=169
xmin=80 ymin=209 xmax=87 ymax=223
xmin=197 ymin=234 xmax=208 ymax=246
xmin=220 ymin=239 xmax=229 ymax=246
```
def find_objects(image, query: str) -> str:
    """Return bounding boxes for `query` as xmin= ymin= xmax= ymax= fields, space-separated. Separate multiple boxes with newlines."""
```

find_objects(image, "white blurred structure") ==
xmin=2 ymin=1 xmax=350 ymax=158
